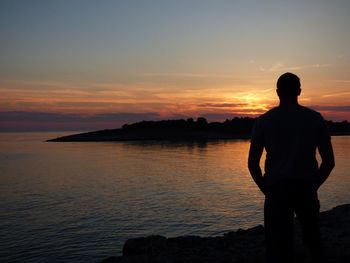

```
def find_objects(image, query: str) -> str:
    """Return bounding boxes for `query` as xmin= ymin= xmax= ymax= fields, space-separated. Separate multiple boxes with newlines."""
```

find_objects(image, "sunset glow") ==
xmin=1 ymin=0 xmax=350 ymax=131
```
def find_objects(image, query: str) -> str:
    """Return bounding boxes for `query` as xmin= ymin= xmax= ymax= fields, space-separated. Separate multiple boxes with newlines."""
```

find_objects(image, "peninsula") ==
xmin=48 ymin=117 xmax=350 ymax=142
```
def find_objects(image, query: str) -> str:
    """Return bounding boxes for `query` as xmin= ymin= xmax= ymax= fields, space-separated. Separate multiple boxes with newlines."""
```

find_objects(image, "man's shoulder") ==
xmin=255 ymin=105 xmax=325 ymax=129
xmin=258 ymin=105 xmax=323 ymax=119
xmin=298 ymin=105 xmax=324 ymax=120
xmin=257 ymin=107 xmax=280 ymax=120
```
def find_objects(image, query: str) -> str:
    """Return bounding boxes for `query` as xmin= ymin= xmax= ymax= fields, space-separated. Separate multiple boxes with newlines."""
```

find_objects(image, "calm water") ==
xmin=0 ymin=133 xmax=349 ymax=262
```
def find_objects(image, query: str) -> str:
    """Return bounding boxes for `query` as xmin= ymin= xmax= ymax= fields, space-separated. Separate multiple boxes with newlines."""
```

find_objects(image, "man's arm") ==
xmin=248 ymin=140 xmax=265 ymax=195
xmin=317 ymin=138 xmax=335 ymax=188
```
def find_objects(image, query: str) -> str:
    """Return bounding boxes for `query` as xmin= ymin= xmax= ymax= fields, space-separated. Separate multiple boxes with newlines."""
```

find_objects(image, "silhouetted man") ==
xmin=248 ymin=73 xmax=335 ymax=263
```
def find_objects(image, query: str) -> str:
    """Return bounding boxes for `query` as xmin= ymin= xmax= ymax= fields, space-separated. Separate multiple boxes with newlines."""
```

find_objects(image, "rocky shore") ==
xmin=101 ymin=204 xmax=350 ymax=263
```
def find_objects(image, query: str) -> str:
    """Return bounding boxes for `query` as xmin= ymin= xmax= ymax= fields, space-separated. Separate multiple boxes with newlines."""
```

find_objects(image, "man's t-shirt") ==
xmin=251 ymin=105 xmax=331 ymax=186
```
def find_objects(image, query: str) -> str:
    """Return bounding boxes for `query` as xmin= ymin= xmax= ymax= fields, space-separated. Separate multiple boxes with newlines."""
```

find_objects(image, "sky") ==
xmin=1 ymin=0 xmax=350 ymax=131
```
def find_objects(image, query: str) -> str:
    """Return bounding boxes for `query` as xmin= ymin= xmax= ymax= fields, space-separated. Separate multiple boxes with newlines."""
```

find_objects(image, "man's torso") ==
xmin=252 ymin=105 xmax=329 ymax=186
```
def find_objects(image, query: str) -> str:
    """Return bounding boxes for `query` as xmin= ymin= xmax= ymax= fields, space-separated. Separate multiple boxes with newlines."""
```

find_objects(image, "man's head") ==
xmin=276 ymin=72 xmax=301 ymax=99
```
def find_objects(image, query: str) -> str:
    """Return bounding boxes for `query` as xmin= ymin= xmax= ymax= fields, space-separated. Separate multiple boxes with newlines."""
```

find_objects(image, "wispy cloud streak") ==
xmin=259 ymin=63 xmax=334 ymax=72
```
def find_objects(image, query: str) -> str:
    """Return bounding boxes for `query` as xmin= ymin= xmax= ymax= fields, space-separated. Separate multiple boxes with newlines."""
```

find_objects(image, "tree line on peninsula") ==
xmin=122 ymin=117 xmax=350 ymax=135
xmin=48 ymin=117 xmax=350 ymax=142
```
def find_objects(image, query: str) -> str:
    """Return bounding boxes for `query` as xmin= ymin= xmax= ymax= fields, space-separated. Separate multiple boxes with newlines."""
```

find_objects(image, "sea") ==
xmin=0 ymin=132 xmax=349 ymax=263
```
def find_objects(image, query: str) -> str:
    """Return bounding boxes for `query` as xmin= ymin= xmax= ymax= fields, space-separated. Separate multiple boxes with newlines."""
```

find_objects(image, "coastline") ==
xmin=101 ymin=204 xmax=350 ymax=263
xmin=47 ymin=130 xmax=350 ymax=143
xmin=46 ymin=118 xmax=350 ymax=142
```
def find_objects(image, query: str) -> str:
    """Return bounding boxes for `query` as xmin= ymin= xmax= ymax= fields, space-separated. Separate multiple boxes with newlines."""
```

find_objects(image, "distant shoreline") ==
xmin=47 ymin=118 xmax=350 ymax=142
xmin=47 ymin=132 xmax=253 ymax=142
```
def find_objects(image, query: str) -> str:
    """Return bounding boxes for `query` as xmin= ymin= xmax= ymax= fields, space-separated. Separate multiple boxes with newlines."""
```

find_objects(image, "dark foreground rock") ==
xmin=100 ymin=204 xmax=350 ymax=263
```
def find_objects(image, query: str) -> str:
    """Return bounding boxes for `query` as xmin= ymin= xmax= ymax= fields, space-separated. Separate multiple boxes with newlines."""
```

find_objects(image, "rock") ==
xmin=100 ymin=256 xmax=123 ymax=263
xmin=101 ymin=204 xmax=350 ymax=263
xmin=123 ymin=236 xmax=167 ymax=257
